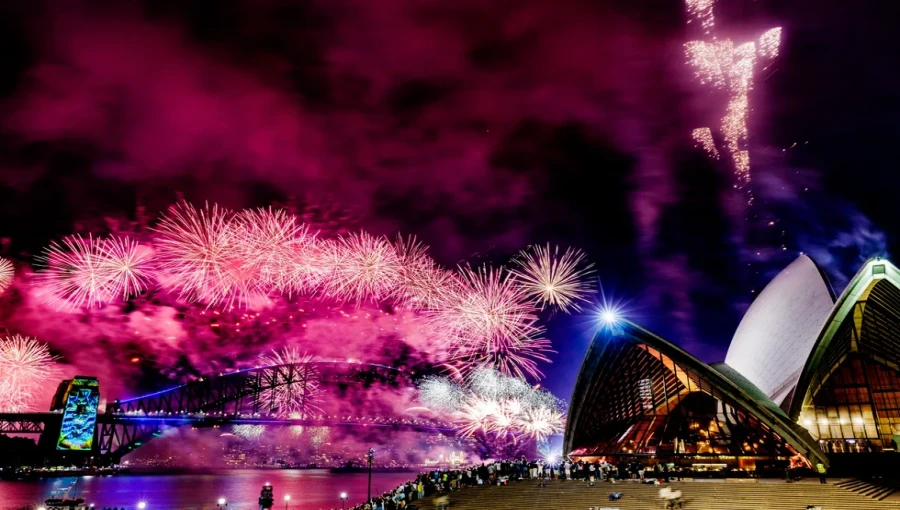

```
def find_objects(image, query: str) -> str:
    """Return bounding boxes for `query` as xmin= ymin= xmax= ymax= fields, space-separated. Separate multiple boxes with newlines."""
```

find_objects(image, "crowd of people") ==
xmin=333 ymin=457 xmax=682 ymax=510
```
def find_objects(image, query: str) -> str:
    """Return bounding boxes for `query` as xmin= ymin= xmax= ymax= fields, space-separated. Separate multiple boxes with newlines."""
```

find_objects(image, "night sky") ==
xmin=0 ymin=0 xmax=895 ymax=402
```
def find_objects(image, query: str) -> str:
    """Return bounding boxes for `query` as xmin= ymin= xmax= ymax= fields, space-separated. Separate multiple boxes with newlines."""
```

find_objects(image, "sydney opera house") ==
xmin=564 ymin=256 xmax=900 ymax=472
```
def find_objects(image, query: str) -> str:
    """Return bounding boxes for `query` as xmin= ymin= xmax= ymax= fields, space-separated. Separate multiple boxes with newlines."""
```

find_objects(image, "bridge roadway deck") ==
xmin=0 ymin=412 xmax=454 ymax=433
xmin=417 ymin=478 xmax=900 ymax=510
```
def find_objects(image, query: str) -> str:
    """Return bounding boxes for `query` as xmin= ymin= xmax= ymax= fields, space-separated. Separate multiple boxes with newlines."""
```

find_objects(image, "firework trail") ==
xmin=684 ymin=0 xmax=781 ymax=197
xmin=0 ymin=257 xmax=13 ymax=294
xmin=257 ymin=347 xmax=322 ymax=418
xmin=306 ymin=426 xmax=330 ymax=447
xmin=0 ymin=335 xmax=59 ymax=412
xmin=511 ymin=244 xmax=595 ymax=313
xmin=417 ymin=377 xmax=466 ymax=413
xmin=418 ymin=368 xmax=565 ymax=444
xmin=685 ymin=0 xmax=715 ymax=35
xmin=692 ymin=127 xmax=719 ymax=159
xmin=232 ymin=424 xmax=266 ymax=440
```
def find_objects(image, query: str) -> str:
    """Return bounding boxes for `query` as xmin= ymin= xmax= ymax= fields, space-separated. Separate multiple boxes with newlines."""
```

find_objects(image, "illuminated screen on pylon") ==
xmin=56 ymin=377 xmax=100 ymax=451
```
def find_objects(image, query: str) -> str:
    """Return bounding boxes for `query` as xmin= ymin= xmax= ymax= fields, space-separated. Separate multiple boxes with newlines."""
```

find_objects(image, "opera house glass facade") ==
xmin=565 ymin=256 xmax=900 ymax=470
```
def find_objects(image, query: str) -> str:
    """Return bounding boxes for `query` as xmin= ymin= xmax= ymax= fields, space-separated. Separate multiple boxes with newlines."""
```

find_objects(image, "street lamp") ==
xmin=137 ymin=503 xmax=147 ymax=510
xmin=217 ymin=497 xmax=227 ymax=508
xmin=284 ymin=494 xmax=291 ymax=510
xmin=340 ymin=492 xmax=348 ymax=510
xmin=367 ymin=447 xmax=375 ymax=503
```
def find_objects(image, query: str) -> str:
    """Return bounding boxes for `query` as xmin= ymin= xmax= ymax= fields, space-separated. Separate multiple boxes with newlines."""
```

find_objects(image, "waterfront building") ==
xmin=565 ymin=256 xmax=900 ymax=470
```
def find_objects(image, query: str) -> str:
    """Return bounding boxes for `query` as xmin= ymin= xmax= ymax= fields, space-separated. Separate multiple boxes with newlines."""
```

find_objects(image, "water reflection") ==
xmin=0 ymin=469 xmax=417 ymax=509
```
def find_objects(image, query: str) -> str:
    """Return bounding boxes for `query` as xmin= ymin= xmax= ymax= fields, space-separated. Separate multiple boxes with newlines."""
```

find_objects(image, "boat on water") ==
xmin=38 ymin=477 xmax=92 ymax=510
xmin=42 ymin=497 xmax=89 ymax=509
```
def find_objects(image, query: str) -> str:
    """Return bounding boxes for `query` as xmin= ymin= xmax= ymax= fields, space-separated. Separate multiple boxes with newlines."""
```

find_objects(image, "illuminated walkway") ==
xmin=419 ymin=478 xmax=900 ymax=509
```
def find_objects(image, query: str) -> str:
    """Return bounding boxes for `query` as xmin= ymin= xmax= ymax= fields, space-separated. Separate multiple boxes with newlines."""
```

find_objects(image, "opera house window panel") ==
xmin=793 ymin=260 xmax=900 ymax=453
xmin=565 ymin=321 xmax=827 ymax=469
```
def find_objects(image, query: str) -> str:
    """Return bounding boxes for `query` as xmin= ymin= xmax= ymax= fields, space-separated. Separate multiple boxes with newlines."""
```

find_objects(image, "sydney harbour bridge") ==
xmin=0 ymin=360 xmax=452 ymax=465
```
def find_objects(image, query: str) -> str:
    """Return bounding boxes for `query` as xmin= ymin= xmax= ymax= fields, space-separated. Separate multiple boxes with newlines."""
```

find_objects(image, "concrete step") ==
xmin=417 ymin=479 xmax=900 ymax=510
xmin=837 ymin=478 xmax=898 ymax=501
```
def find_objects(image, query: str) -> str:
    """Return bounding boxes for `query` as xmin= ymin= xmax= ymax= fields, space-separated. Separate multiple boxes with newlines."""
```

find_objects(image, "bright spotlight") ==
xmin=285 ymin=495 xmax=291 ymax=501
xmin=217 ymin=498 xmax=227 ymax=505
xmin=137 ymin=503 xmax=147 ymax=510
xmin=601 ymin=309 xmax=618 ymax=324
xmin=340 ymin=492 xmax=348 ymax=499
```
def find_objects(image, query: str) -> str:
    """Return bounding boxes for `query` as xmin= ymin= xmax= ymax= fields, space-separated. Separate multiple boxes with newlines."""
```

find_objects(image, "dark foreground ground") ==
xmin=419 ymin=477 xmax=900 ymax=509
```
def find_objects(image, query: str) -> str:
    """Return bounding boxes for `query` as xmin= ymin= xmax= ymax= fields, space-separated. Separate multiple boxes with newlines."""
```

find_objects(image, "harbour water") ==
xmin=0 ymin=470 xmax=418 ymax=510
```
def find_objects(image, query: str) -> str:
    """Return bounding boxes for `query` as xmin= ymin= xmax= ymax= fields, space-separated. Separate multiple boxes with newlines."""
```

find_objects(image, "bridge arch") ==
xmin=97 ymin=360 xmax=439 ymax=462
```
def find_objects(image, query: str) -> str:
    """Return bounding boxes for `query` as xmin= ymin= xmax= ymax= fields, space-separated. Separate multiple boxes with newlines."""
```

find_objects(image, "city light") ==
xmin=217 ymin=498 xmax=227 ymax=506
xmin=285 ymin=495 xmax=291 ymax=501
xmin=137 ymin=503 xmax=147 ymax=510
xmin=340 ymin=492 xmax=348 ymax=499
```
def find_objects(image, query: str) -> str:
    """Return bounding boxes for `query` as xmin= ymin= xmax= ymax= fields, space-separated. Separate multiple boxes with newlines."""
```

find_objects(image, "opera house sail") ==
xmin=564 ymin=320 xmax=827 ymax=470
xmin=566 ymin=255 xmax=900 ymax=472
xmin=790 ymin=259 xmax=900 ymax=453
xmin=725 ymin=255 xmax=835 ymax=408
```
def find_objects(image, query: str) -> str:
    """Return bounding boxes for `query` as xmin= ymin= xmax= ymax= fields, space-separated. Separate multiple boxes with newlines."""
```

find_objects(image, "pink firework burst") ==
xmin=325 ymin=232 xmax=402 ymax=303
xmin=257 ymin=347 xmax=322 ymax=418
xmin=35 ymin=235 xmax=153 ymax=309
xmin=35 ymin=234 xmax=115 ymax=309
xmin=451 ymin=335 xmax=554 ymax=381
xmin=0 ymin=335 xmax=59 ymax=412
xmin=230 ymin=208 xmax=314 ymax=293
xmin=99 ymin=236 xmax=155 ymax=299
xmin=281 ymin=239 xmax=337 ymax=297
xmin=428 ymin=266 xmax=541 ymax=359
xmin=520 ymin=406 xmax=565 ymax=442
xmin=394 ymin=236 xmax=457 ymax=310
xmin=0 ymin=257 xmax=13 ymax=294
xmin=154 ymin=202 xmax=255 ymax=307
xmin=457 ymin=396 xmax=502 ymax=437
xmin=510 ymin=244 xmax=596 ymax=313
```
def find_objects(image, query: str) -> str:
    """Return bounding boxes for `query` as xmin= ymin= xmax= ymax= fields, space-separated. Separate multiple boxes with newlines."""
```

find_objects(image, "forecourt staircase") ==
xmin=419 ymin=478 xmax=900 ymax=510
